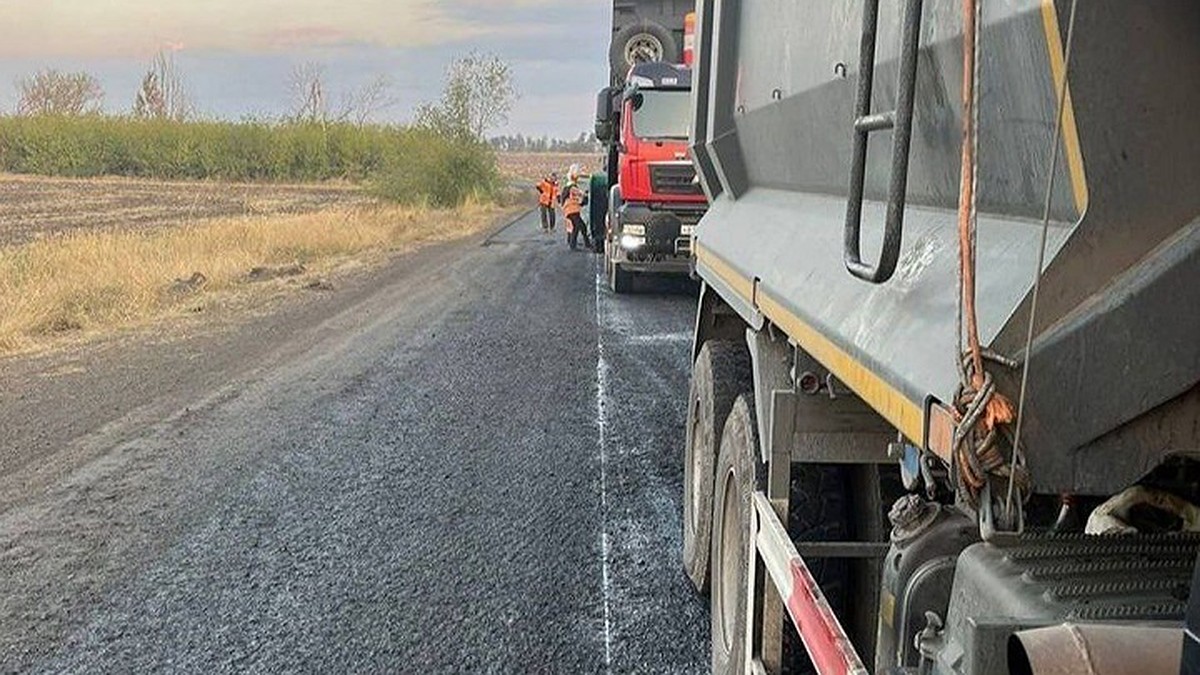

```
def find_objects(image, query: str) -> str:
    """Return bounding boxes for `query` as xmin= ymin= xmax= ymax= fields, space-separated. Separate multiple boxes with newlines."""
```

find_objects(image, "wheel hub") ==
xmin=625 ymin=34 xmax=664 ymax=65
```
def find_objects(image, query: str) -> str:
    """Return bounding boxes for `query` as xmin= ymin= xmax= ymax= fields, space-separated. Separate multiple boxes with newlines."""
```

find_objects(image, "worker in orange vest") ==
xmin=560 ymin=165 xmax=590 ymax=251
xmin=536 ymin=172 xmax=559 ymax=232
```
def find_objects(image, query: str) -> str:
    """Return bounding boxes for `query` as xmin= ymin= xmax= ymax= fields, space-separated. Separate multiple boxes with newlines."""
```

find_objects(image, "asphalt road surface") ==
xmin=0 ymin=210 xmax=708 ymax=673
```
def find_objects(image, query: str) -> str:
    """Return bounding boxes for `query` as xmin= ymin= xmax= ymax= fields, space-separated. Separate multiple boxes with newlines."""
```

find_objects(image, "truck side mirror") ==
xmin=595 ymin=87 xmax=616 ymax=142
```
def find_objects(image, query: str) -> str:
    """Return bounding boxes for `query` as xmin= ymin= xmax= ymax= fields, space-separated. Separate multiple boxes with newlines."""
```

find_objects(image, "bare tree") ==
xmin=289 ymin=62 xmax=327 ymax=123
xmin=134 ymin=72 xmax=166 ymax=119
xmin=335 ymin=74 xmax=398 ymax=126
xmin=133 ymin=50 xmax=192 ymax=121
xmin=415 ymin=52 xmax=517 ymax=140
xmin=17 ymin=69 xmax=104 ymax=116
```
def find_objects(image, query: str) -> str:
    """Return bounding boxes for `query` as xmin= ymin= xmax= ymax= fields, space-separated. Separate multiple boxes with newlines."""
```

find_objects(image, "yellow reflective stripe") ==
xmin=694 ymin=244 xmax=926 ymax=443
xmin=1040 ymin=0 xmax=1089 ymax=215
xmin=694 ymin=243 xmax=755 ymax=302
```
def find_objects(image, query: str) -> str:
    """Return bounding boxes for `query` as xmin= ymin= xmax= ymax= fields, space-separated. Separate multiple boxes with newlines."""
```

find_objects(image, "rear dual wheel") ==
xmin=683 ymin=341 xmax=752 ymax=594
xmin=710 ymin=395 xmax=761 ymax=675
xmin=707 ymin=394 xmax=854 ymax=675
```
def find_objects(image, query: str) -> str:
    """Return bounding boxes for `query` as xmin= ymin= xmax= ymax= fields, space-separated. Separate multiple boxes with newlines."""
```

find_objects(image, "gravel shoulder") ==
xmin=0 ymin=210 xmax=707 ymax=673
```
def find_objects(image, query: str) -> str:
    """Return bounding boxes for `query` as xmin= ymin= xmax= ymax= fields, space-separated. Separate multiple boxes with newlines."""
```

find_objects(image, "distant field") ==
xmin=0 ymin=174 xmax=374 ymax=248
xmin=496 ymin=152 xmax=603 ymax=184
xmin=0 ymin=173 xmax=517 ymax=353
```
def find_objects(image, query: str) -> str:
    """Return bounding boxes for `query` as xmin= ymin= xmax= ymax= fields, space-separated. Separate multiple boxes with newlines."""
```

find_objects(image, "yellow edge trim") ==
xmin=695 ymin=245 xmax=926 ymax=443
xmin=1040 ymin=0 xmax=1089 ymax=215
xmin=757 ymin=291 xmax=925 ymax=443
xmin=695 ymin=243 xmax=755 ymax=302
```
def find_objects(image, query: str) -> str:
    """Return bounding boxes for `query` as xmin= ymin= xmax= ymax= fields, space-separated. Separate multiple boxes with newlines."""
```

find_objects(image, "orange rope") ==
xmin=958 ymin=0 xmax=1015 ymax=433
xmin=958 ymin=0 xmax=982 ymax=390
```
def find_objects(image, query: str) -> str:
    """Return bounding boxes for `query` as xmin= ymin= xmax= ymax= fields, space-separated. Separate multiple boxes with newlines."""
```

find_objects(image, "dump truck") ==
xmin=595 ymin=61 xmax=706 ymax=292
xmin=596 ymin=4 xmax=707 ymax=293
xmin=607 ymin=0 xmax=697 ymax=84
xmin=681 ymin=1 xmax=1199 ymax=673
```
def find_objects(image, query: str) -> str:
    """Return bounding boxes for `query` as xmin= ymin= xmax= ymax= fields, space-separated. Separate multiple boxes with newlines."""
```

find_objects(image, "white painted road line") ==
xmin=594 ymin=258 xmax=614 ymax=673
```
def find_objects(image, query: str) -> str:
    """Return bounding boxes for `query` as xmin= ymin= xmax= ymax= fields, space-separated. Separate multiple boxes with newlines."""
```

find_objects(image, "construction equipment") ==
xmin=597 ymin=4 xmax=707 ymax=293
xmin=681 ymin=1 xmax=1200 ymax=673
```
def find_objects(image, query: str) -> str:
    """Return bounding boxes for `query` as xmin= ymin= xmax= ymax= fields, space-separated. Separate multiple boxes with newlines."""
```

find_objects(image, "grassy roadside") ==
xmin=0 ymin=116 xmax=501 ymax=208
xmin=0 ymin=200 xmax=519 ymax=354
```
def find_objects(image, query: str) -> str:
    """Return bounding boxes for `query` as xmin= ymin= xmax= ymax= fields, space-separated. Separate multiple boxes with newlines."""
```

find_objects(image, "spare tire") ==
xmin=610 ymin=20 xmax=680 ymax=79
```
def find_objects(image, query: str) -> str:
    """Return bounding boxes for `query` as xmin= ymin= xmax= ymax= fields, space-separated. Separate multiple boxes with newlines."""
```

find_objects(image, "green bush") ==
xmin=367 ymin=130 xmax=499 ymax=208
xmin=0 ymin=115 xmax=499 ymax=207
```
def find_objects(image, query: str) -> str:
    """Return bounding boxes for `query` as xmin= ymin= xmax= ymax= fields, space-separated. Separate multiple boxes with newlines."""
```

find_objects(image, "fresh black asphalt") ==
xmin=2 ymin=211 xmax=707 ymax=674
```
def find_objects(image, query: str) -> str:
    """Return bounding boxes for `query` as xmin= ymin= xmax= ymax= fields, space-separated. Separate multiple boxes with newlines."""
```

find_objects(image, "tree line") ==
xmin=489 ymin=132 xmax=601 ymax=154
xmin=9 ymin=50 xmax=519 ymax=142
xmin=11 ymin=52 xmax=595 ymax=151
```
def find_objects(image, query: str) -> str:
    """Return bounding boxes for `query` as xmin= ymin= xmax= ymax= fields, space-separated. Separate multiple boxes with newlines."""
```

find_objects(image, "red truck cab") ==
xmin=596 ymin=62 xmax=707 ymax=293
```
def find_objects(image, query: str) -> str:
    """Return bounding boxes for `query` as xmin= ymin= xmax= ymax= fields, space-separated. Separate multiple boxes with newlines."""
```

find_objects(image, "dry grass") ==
xmin=0 ymin=201 xmax=508 ymax=353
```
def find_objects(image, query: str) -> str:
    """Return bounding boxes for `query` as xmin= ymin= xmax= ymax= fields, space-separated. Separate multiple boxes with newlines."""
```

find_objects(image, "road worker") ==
xmin=560 ymin=164 xmax=591 ymax=251
xmin=536 ymin=172 xmax=559 ymax=232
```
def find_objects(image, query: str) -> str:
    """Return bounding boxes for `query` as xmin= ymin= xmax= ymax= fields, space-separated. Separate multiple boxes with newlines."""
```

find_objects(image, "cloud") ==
xmin=0 ymin=0 xmax=614 ymax=136
xmin=0 ymin=0 xmax=504 ymax=58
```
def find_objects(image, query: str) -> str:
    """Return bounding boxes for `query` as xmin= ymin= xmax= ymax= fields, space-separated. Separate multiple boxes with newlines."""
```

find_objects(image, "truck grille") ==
xmin=650 ymin=163 xmax=703 ymax=196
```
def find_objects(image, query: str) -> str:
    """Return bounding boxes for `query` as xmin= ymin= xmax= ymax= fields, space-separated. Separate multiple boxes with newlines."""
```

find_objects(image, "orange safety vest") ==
xmin=563 ymin=186 xmax=583 ymax=217
xmin=537 ymin=179 xmax=558 ymax=207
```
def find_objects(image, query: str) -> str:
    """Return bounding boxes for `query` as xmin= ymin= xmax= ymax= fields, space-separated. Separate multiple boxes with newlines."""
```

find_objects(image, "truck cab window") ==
xmin=631 ymin=90 xmax=691 ymax=141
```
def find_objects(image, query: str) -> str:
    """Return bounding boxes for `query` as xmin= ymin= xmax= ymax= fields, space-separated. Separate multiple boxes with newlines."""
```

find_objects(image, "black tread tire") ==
xmin=710 ymin=395 xmax=763 ymax=675
xmin=609 ymin=20 xmax=680 ymax=77
xmin=588 ymin=179 xmax=607 ymax=249
xmin=611 ymin=263 xmax=632 ymax=294
xmin=781 ymin=463 xmax=851 ymax=674
xmin=683 ymin=341 xmax=752 ymax=595
xmin=606 ymin=185 xmax=622 ymax=284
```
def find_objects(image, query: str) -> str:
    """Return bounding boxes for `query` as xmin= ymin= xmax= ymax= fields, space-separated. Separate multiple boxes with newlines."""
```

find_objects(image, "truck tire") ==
xmin=683 ymin=341 xmax=752 ymax=595
xmin=606 ymin=185 xmax=624 ymax=290
xmin=610 ymin=20 xmax=680 ymax=77
xmin=589 ymin=177 xmax=608 ymax=249
xmin=781 ymin=462 xmax=851 ymax=674
xmin=604 ymin=237 xmax=615 ymax=280
xmin=710 ymin=395 xmax=763 ymax=675
xmin=610 ymin=262 xmax=632 ymax=294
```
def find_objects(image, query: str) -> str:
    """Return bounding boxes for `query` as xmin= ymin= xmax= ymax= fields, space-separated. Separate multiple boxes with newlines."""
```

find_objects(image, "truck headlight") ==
xmin=620 ymin=234 xmax=646 ymax=250
xmin=623 ymin=223 xmax=646 ymax=236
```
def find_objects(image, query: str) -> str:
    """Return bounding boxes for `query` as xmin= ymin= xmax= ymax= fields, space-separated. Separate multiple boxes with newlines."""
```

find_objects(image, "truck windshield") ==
xmin=631 ymin=90 xmax=691 ymax=141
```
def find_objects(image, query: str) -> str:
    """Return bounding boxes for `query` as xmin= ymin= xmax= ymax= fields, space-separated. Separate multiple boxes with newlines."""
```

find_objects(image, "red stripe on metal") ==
xmin=785 ymin=559 xmax=860 ymax=675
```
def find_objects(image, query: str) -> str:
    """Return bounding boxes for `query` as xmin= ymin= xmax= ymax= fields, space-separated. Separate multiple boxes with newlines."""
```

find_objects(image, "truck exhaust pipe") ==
xmin=1008 ymin=623 xmax=1181 ymax=675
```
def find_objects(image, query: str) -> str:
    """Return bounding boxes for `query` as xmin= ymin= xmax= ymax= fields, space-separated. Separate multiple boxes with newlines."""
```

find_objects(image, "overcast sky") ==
xmin=0 ymin=0 xmax=611 ymax=138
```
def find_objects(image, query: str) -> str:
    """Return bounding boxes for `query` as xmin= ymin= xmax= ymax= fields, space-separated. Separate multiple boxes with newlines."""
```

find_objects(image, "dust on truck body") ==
xmin=595 ymin=2 xmax=707 ymax=293
xmin=681 ymin=1 xmax=1200 ymax=673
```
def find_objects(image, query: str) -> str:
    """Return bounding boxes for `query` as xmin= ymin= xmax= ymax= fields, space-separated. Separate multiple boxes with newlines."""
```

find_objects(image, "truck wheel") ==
xmin=710 ymin=395 xmax=762 ymax=675
xmin=589 ymin=178 xmax=608 ymax=247
xmin=611 ymin=263 xmax=632 ymax=294
xmin=683 ymin=341 xmax=752 ymax=595
xmin=610 ymin=20 xmax=680 ymax=76
xmin=781 ymin=463 xmax=851 ymax=674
